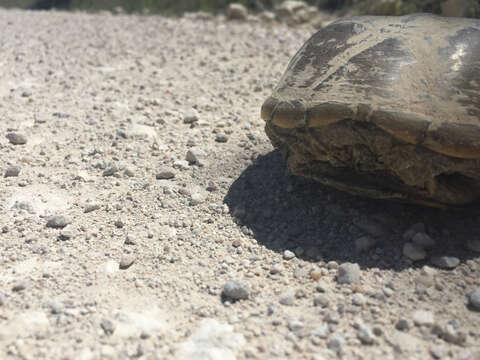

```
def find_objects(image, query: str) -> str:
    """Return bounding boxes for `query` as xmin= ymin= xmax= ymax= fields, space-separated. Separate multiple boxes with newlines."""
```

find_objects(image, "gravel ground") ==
xmin=0 ymin=8 xmax=479 ymax=360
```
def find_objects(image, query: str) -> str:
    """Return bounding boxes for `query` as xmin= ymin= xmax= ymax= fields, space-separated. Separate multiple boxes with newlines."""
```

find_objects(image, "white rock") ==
xmin=412 ymin=310 xmax=435 ymax=326
xmin=0 ymin=311 xmax=49 ymax=340
xmin=177 ymin=319 xmax=245 ymax=360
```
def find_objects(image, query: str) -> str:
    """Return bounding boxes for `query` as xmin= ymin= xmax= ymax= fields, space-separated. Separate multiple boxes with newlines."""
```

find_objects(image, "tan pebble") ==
xmin=310 ymin=269 xmax=322 ymax=281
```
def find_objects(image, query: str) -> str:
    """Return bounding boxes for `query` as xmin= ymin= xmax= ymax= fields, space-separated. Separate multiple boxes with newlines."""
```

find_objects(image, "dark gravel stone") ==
xmin=6 ymin=132 xmax=27 ymax=145
xmin=46 ymin=215 xmax=72 ymax=229
xmin=4 ymin=165 xmax=21 ymax=177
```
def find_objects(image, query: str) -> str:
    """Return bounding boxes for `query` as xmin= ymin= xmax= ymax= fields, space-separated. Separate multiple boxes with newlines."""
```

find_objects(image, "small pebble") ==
xmin=279 ymin=289 xmax=295 ymax=306
xmin=467 ymin=287 xmax=480 ymax=311
xmin=124 ymin=233 xmax=136 ymax=245
xmin=84 ymin=202 xmax=100 ymax=213
xmin=156 ymin=167 xmax=176 ymax=180
xmin=6 ymin=132 xmax=27 ymax=145
xmin=337 ymin=262 xmax=361 ymax=284
xmin=4 ymin=165 xmax=21 ymax=177
xmin=283 ymin=250 xmax=295 ymax=260
xmin=102 ymin=164 xmax=118 ymax=177
xmin=119 ymin=254 xmax=135 ymax=269
xmin=431 ymin=256 xmax=460 ymax=269
xmin=313 ymin=294 xmax=329 ymax=308
xmin=327 ymin=333 xmax=345 ymax=353
xmin=222 ymin=280 xmax=250 ymax=301
xmin=183 ymin=108 xmax=199 ymax=124
xmin=12 ymin=281 xmax=27 ymax=292
xmin=270 ymin=263 xmax=283 ymax=275
xmin=312 ymin=324 xmax=329 ymax=339
xmin=186 ymin=147 xmax=207 ymax=166
xmin=100 ymin=318 xmax=115 ymax=335
xmin=357 ymin=324 xmax=374 ymax=345
xmin=412 ymin=310 xmax=435 ymax=326
xmin=395 ymin=318 xmax=410 ymax=331
xmin=352 ymin=293 xmax=365 ymax=306
xmin=114 ymin=220 xmax=124 ymax=228
xmin=215 ymin=134 xmax=228 ymax=143
xmin=46 ymin=215 xmax=72 ymax=229
xmin=403 ymin=242 xmax=427 ymax=261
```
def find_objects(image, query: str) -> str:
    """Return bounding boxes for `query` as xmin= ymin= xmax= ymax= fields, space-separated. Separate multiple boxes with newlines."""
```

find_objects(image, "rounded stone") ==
xmin=467 ymin=287 xmax=480 ymax=311
xmin=222 ymin=280 xmax=250 ymax=301
xmin=337 ymin=262 xmax=361 ymax=284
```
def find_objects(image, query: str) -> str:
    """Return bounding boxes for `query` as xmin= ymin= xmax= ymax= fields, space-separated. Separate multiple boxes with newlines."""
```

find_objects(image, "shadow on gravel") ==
xmin=224 ymin=150 xmax=480 ymax=270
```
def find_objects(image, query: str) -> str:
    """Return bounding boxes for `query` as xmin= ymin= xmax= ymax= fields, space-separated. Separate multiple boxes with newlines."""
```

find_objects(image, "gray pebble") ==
xmin=100 ymin=318 xmax=115 ymax=335
xmin=352 ymin=293 xmax=366 ymax=306
xmin=186 ymin=147 xmax=207 ymax=166
xmin=183 ymin=108 xmax=199 ymax=124
xmin=190 ymin=192 xmax=206 ymax=206
xmin=12 ymin=281 xmax=27 ymax=292
xmin=270 ymin=263 xmax=283 ymax=275
xmin=119 ymin=254 xmax=135 ymax=269
xmin=156 ymin=167 xmax=176 ymax=180
xmin=403 ymin=242 xmax=427 ymax=261
xmin=102 ymin=164 xmax=118 ymax=177
xmin=312 ymin=324 xmax=329 ymax=339
xmin=313 ymin=294 xmax=329 ymax=308
xmin=6 ymin=132 xmax=27 ymax=145
xmin=279 ymin=289 xmax=295 ymax=306
xmin=431 ymin=255 xmax=460 ymax=269
xmin=215 ymin=134 xmax=228 ymax=143
xmin=222 ymin=280 xmax=250 ymax=301
xmin=412 ymin=232 xmax=436 ymax=249
xmin=316 ymin=281 xmax=328 ymax=293
xmin=327 ymin=333 xmax=345 ymax=353
xmin=124 ymin=167 xmax=135 ymax=177
xmin=46 ymin=215 xmax=72 ymax=229
xmin=441 ymin=323 xmax=466 ymax=345
xmin=114 ymin=220 xmax=124 ymax=228
xmin=429 ymin=345 xmax=446 ymax=359
xmin=84 ymin=202 xmax=100 ymax=213
xmin=4 ymin=165 xmax=21 ymax=177
xmin=357 ymin=324 xmax=374 ymax=345
xmin=283 ymin=250 xmax=295 ymax=260
xmin=337 ymin=262 xmax=361 ymax=284
xmin=355 ymin=236 xmax=377 ymax=252
xmin=395 ymin=318 xmax=410 ymax=331
xmin=467 ymin=287 xmax=480 ymax=311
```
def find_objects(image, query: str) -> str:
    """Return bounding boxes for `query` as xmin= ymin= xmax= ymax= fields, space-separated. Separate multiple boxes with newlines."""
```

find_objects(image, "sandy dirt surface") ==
xmin=0 ymin=8 xmax=479 ymax=360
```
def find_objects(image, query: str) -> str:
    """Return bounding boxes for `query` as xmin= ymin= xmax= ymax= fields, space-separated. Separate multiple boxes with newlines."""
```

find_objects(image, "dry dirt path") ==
xmin=0 ymin=8 xmax=479 ymax=360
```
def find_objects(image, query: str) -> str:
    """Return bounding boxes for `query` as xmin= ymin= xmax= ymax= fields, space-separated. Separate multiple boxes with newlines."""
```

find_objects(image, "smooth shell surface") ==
xmin=263 ymin=14 xmax=480 ymax=206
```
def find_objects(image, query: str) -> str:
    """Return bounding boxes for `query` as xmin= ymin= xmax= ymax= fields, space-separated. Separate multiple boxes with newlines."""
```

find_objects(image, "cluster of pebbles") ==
xmin=0 ymin=7 xmax=479 ymax=360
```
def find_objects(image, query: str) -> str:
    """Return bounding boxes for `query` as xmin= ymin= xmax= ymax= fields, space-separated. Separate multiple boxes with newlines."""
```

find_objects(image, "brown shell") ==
xmin=262 ymin=14 xmax=480 ymax=206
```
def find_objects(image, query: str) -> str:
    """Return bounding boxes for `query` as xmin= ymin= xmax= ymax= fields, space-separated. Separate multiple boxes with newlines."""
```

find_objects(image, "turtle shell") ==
xmin=262 ymin=14 xmax=480 ymax=206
